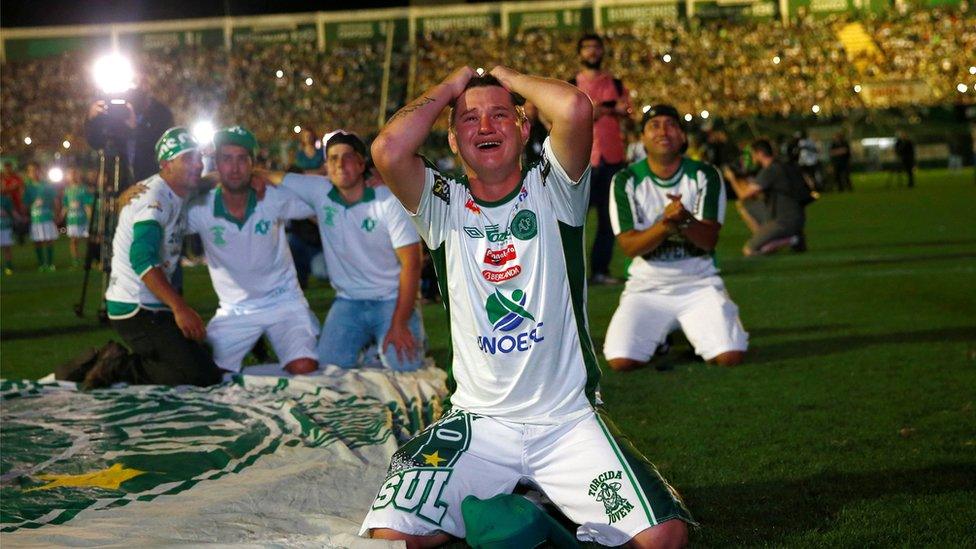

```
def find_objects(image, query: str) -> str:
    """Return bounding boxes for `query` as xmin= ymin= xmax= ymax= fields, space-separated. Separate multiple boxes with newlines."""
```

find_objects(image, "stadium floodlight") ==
xmin=24 ymin=136 xmax=32 ymax=145
xmin=305 ymin=77 xmax=313 ymax=86
xmin=662 ymin=54 xmax=672 ymax=63
xmin=642 ymin=105 xmax=652 ymax=114
xmin=684 ymin=114 xmax=693 ymax=122
xmin=62 ymin=140 xmax=71 ymax=149
xmin=48 ymin=167 xmax=64 ymax=184
xmin=957 ymin=83 xmax=969 ymax=93
xmin=275 ymin=69 xmax=284 ymax=79
xmin=293 ymin=125 xmax=302 ymax=134
xmin=811 ymin=104 xmax=821 ymax=114
xmin=476 ymin=67 xmax=485 ymax=76
xmin=853 ymin=84 xmax=862 ymax=93
xmin=970 ymin=66 xmax=976 ymax=75
xmin=92 ymin=53 xmax=136 ymax=96
xmin=700 ymin=110 xmax=710 ymax=119
xmin=192 ymin=120 xmax=216 ymax=145
xmin=773 ymin=56 xmax=781 ymax=65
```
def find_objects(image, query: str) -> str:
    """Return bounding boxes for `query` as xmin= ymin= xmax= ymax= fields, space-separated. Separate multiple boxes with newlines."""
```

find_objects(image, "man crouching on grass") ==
xmin=94 ymin=127 xmax=223 ymax=387
xmin=359 ymin=66 xmax=694 ymax=548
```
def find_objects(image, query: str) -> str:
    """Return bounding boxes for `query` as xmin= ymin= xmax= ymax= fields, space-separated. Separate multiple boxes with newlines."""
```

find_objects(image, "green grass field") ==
xmin=2 ymin=168 xmax=975 ymax=546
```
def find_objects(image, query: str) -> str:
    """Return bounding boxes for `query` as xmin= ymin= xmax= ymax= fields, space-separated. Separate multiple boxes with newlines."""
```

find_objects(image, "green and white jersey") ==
xmin=413 ymin=138 xmax=599 ymax=424
xmin=23 ymin=180 xmax=56 ymax=224
xmin=610 ymin=157 xmax=726 ymax=292
xmin=105 ymin=174 xmax=186 ymax=319
xmin=1 ymin=194 xmax=13 ymax=231
xmin=186 ymin=185 xmax=314 ymax=312
xmin=281 ymin=174 xmax=420 ymax=301
xmin=62 ymin=185 xmax=93 ymax=227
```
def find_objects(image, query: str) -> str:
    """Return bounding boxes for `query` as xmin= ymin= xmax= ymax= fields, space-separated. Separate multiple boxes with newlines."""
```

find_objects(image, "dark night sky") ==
xmin=2 ymin=1 xmax=495 ymax=28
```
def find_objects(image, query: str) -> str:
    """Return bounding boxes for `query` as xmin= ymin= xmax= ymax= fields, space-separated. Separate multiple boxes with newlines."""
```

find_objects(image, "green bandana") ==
xmin=155 ymin=127 xmax=199 ymax=164
xmin=214 ymin=126 xmax=258 ymax=157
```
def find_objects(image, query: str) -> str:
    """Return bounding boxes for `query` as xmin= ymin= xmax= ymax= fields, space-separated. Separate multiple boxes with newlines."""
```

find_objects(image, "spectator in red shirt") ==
xmin=572 ymin=34 xmax=632 ymax=285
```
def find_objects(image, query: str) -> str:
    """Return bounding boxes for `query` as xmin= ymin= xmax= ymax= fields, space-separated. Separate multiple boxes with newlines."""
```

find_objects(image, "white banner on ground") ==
xmin=1 ymin=366 xmax=447 ymax=547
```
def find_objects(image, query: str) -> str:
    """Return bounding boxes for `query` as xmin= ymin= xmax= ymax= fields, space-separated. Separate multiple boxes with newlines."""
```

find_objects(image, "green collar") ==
xmin=458 ymin=160 xmax=535 ymax=208
xmin=644 ymin=157 xmax=687 ymax=188
xmin=327 ymin=185 xmax=375 ymax=209
xmin=213 ymin=186 xmax=257 ymax=229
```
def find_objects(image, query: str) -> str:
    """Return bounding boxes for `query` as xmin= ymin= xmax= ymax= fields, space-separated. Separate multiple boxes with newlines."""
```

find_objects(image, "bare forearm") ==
xmin=142 ymin=267 xmax=192 ymax=312
xmin=392 ymin=270 xmax=420 ymax=325
xmin=678 ymin=220 xmax=719 ymax=251
xmin=618 ymin=221 xmax=673 ymax=257
xmin=377 ymin=84 xmax=457 ymax=162
xmin=492 ymin=69 xmax=591 ymax=130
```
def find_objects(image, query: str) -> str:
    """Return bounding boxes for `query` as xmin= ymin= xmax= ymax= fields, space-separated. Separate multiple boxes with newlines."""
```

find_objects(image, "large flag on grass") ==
xmin=1 ymin=366 xmax=447 ymax=546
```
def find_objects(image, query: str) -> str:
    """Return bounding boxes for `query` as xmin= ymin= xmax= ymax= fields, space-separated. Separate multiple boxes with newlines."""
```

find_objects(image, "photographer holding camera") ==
xmin=84 ymin=75 xmax=173 ymax=189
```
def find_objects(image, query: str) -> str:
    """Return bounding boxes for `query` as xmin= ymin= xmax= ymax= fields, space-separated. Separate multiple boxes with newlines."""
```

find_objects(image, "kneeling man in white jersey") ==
xmin=362 ymin=69 xmax=693 ymax=547
xmin=254 ymin=132 xmax=425 ymax=372
xmin=605 ymin=104 xmax=748 ymax=370
xmin=186 ymin=126 xmax=319 ymax=375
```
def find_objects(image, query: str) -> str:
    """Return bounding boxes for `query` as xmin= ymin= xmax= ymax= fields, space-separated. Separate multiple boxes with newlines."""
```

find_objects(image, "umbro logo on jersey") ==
xmin=463 ymin=226 xmax=483 ymax=238
xmin=254 ymin=220 xmax=271 ymax=235
xmin=361 ymin=218 xmax=377 ymax=232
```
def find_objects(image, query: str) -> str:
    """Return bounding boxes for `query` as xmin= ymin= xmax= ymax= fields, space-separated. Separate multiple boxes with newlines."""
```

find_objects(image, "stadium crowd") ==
xmin=3 ymin=9 xmax=974 ymax=159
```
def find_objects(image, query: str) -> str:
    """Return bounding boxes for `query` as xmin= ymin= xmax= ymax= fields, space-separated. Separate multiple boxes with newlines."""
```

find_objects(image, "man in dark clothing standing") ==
xmin=740 ymin=139 xmax=811 ymax=256
xmin=572 ymin=34 xmax=631 ymax=285
xmin=829 ymin=132 xmax=852 ymax=192
xmin=894 ymin=131 xmax=916 ymax=188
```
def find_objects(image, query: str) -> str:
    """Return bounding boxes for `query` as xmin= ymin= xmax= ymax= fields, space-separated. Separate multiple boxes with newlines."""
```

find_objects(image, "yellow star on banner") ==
xmin=422 ymin=451 xmax=446 ymax=467
xmin=26 ymin=463 xmax=146 ymax=492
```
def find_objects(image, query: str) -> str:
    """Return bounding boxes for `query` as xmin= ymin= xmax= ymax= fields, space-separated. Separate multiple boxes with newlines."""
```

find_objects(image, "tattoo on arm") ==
xmin=389 ymin=97 xmax=436 ymax=122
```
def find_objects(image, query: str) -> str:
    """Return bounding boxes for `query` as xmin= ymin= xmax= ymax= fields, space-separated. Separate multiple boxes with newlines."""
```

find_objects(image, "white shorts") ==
xmin=206 ymin=300 xmax=319 ymax=372
xmin=604 ymin=280 xmax=748 ymax=362
xmin=360 ymin=408 xmax=694 ymax=546
xmin=0 ymin=228 xmax=12 ymax=247
xmin=67 ymin=224 xmax=89 ymax=238
xmin=30 ymin=221 xmax=58 ymax=243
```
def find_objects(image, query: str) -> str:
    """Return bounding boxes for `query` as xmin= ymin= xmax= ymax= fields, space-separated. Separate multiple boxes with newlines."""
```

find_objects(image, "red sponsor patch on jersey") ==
xmin=482 ymin=265 xmax=522 ymax=283
xmin=483 ymin=244 xmax=517 ymax=266
xmin=465 ymin=198 xmax=481 ymax=214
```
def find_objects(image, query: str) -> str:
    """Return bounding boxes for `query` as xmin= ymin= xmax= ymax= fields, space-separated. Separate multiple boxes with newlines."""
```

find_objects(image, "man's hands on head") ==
xmin=445 ymin=66 xmax=478 ymax=97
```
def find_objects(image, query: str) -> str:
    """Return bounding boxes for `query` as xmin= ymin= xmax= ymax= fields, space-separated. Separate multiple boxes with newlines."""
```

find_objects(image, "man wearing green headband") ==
xmin=185 ymin=126 xmax=319 ymax=376
xmin=92 ymin=126 xmax=222 ymax=388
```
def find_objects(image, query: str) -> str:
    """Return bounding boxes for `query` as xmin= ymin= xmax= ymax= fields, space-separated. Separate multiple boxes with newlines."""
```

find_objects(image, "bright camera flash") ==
xmin=93 ymin=53 xmax=135 ymax=95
